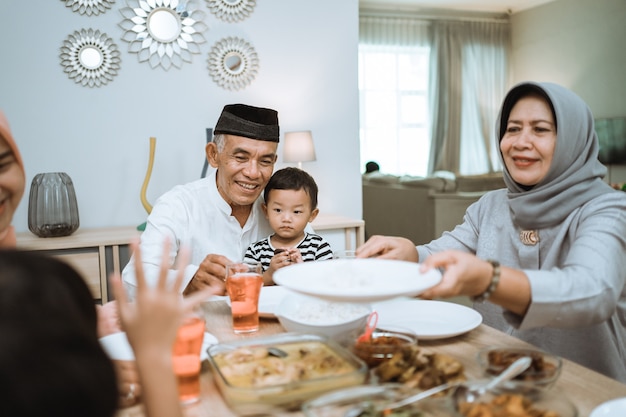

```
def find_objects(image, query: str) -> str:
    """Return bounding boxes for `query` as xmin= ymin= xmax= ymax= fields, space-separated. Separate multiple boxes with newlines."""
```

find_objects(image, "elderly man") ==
xmin=122 ymin=104 xmax=279 ymax=297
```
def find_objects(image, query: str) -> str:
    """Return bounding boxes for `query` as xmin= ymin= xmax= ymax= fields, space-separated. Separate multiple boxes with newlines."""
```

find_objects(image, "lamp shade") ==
xmin=283 ymin=131 xmax=316 ymax=165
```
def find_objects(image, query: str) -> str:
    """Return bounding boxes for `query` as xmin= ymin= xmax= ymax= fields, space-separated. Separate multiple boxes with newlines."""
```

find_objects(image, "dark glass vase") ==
xmin=28 ymin=172 xmax=80 ymax=237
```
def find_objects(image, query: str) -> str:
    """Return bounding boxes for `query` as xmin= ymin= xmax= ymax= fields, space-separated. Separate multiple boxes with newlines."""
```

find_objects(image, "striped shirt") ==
xmin=244 ymin=232 xmax=333 ymax=271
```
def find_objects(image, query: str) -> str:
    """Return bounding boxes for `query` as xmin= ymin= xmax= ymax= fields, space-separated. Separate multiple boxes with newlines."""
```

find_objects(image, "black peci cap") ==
xmin=214 ymin=104 xmax=280 ymax=142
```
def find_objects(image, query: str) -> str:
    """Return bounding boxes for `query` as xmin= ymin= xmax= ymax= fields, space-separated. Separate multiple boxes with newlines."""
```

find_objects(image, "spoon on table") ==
xmin=451 ymin=356 xmax=532 ymax=407
xmin=267 ymin=347 xmax=288 ymax=358
xmin=380 ymin=356 xmax=532 ymax=412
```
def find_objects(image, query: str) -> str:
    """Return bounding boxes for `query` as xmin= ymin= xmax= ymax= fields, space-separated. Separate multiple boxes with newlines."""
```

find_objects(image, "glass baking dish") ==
xmin=206 ymin=332 xmax=368 ymax=414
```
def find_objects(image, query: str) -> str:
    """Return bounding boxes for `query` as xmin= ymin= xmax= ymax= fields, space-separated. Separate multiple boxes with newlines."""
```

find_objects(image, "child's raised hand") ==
xmin=111 ymin=238 xmax=216 ymax=355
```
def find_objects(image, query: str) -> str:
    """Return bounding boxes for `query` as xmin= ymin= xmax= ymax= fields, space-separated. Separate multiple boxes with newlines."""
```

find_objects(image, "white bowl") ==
xmin=275 ymin=293 xmax=372 ymax=344
xmin=99 ymin=332 xmax=135 ymax=360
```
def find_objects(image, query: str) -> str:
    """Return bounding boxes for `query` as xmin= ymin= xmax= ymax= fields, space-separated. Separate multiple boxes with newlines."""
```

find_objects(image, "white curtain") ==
xmin=360 ymin=16 xmax=431 ymax=47
xmin=360 ymin=14 xmax=510 ymax=177
xmin=429 ymin=20 xmax=510 ymax=175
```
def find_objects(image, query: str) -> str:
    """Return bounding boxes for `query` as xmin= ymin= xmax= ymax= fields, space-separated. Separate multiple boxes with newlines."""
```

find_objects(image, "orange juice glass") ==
xmin=172 ymin=314 xmax=205 ymax=404
xmin=225 ymin=262 xmax=264 ymax=334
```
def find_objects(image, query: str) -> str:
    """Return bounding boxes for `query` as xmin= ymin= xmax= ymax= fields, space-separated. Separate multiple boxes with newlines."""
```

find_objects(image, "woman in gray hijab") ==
xmin=358 ymin=81 xmax=626 ymax=382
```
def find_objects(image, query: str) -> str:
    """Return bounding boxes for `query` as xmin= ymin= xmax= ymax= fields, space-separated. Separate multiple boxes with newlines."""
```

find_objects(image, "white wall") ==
xmin=511 ymin=0 xmax=626 ymax=118
xmin=0 ymin=0 xmax=362 ymax=233
xmin=511 ymin=0 xmax=626 ymax=183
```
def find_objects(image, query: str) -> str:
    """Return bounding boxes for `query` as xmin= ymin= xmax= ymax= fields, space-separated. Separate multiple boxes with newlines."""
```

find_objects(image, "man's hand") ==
xmin=183 ymin=253 xmax=231 ymax=296
xmin=114 ymin=360 xmax=141 ymax=408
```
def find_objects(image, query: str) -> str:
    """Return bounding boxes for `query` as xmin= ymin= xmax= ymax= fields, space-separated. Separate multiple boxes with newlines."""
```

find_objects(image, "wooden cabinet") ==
xmin=14 ymin=216 xmax=364 ymax=303
xmin=16 ymin=227 xmax=140 ymax=303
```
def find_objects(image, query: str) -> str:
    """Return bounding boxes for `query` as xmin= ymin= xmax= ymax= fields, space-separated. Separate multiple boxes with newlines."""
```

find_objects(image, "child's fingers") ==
xmin=110 ymin=273 xmax=128 ymax=317
xmin=131 ymin=239 xmax=147 ymax=290
xmin=171 ymin=245 xmax=191 ymax=293
xmin=183 ymin=288 xmax=218 ymax=312
xmin=156 ymin=237 xmax=172 ymax=290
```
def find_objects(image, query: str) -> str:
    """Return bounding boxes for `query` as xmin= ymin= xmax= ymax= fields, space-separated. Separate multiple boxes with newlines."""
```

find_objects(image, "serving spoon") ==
xmin=450 ymin=356 xmax=531 ymax=407
xmin=387 ymin=356 xmax=531 ymax=411
xmin=354 ymin=356 xmax=532 ymax=415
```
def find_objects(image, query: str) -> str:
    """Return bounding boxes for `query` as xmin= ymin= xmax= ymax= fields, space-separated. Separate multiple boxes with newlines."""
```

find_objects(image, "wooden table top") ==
xmin=116 ymin=300 xmax=626 ymax=417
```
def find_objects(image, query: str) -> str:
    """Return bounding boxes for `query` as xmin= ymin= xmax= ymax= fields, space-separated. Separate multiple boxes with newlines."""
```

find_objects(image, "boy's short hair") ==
xmin=264 ymin=167 xmax=318 ymax=209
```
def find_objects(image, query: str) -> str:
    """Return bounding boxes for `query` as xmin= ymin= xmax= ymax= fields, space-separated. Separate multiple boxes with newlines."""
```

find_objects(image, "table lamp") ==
xmin=283 ymin=130 xmax=316 ymax=169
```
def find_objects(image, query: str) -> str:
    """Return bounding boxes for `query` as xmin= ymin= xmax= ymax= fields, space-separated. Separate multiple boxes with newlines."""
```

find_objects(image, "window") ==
xmin=359 ymin=15 xmax=509 ymax=177
xmin=359 ymin=44 xmax=430 ymax=177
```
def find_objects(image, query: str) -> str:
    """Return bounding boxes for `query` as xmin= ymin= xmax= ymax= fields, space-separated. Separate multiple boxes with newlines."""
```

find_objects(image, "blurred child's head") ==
xmin=0 ymin=250 xmax=118 ymax=417
xmin=263 ymin=167 xmax=319 ymax=239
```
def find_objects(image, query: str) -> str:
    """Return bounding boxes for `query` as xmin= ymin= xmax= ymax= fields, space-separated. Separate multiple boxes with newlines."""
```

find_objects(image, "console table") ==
xmin=311 ymin=213 xmax=365 ymax=250
xmin=16 ymin=227 xmax=140 ymax=303
xmin=15 ymin=215 xmax=365 ymax=303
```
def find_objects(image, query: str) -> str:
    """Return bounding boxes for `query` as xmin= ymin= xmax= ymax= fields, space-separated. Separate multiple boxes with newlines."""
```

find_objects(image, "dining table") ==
xmin=115 ymin=298 xmax=626 ymax=417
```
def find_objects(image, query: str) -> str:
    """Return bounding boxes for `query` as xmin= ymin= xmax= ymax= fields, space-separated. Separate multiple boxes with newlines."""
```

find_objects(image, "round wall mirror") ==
xmin=79 ymin=46 xmax=103 ymax=70
xmin=59 ymin=29 xmax=121 ymax=88
xmin=207 ymin=37 xmax=259 ymax=91
xmin=224 ymin=52 xmax=244 ymax=74
xmin=147 ymin=8 xmax=181 ymax=43
xmin=119 ymin=0 xmax=207 ymax=70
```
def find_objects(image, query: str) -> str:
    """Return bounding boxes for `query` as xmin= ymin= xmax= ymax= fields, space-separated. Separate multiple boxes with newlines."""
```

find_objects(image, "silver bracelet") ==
xmin=471 ymin=259 xmax=501 ymax=303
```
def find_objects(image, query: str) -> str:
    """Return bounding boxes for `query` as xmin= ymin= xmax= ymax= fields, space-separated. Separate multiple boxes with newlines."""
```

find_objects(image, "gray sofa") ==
xmin=362 ymin=172 xmax=505 ymax=245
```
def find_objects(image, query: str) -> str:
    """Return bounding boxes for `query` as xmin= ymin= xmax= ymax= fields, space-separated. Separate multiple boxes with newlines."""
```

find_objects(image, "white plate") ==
xmin=224 ymin=286 xmax=291 ymax=318
xmin=273 ymin=258 xmax=442 ymax=302
xmin=258 ymin=286 xmax=291 ymax=317
xmin=372 ymin=299 xmax=483 ymax=340
xmin=590 ymin=397 xmax=626 ymax=417
xmin=99 ymin=331 xmax=218 ymax=361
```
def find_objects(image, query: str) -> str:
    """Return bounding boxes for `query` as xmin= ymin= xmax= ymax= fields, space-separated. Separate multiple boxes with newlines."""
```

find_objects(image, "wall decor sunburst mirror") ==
xmin=59 ymin=29 xmax=121 ymax=88
xmin=207 ymin=37 xmax=259 ymax=91
xmin=119 ymin=0 xmax=207 ymax=70
xmin=61 ymin=0 xmax=115 ymax=16
xmin=206 ymin=0 xmax=256 ymax=22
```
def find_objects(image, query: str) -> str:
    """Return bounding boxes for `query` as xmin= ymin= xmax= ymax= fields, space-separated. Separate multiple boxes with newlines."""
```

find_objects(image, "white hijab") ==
xmin=496 ymin=82 xmax=613 ymax=230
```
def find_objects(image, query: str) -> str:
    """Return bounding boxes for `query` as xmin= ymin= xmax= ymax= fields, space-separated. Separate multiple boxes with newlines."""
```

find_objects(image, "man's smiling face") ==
xmin=210 ymin=134 xmax=278 ymax=209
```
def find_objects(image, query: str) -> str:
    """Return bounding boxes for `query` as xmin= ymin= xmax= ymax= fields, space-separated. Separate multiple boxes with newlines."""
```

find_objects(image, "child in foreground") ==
xmin=244 ymin=167 xmax=333 ymax=284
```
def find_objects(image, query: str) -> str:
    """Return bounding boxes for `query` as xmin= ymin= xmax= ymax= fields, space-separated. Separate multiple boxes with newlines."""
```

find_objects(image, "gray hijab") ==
xmin=496 ymin=81 xmax=613 ymax=230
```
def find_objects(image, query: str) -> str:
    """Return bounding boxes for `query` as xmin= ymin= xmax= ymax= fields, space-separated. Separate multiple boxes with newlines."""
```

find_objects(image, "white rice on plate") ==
xmin=284 ymin=300 xmax=370 ymax=325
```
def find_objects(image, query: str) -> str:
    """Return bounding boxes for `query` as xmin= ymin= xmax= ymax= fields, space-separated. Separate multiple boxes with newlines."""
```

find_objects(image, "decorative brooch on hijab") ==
xmin=519 ymin=230 xmax=539 ymax=246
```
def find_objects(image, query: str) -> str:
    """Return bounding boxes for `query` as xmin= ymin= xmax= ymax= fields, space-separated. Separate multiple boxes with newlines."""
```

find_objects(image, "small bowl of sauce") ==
xmin=352 ymin=328 xmax=418 ymax=368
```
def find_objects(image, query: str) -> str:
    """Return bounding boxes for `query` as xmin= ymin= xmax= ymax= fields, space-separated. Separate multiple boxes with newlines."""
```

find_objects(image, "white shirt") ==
xmin=122 ymin=170 xmax=273 ymax=298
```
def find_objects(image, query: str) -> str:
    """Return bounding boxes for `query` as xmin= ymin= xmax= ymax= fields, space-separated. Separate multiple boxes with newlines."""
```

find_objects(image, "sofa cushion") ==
xmin=455 ymin=173 xmax=505 ymax=192
xmin=362 ymin=172 xmax=401 ymax=184
xmin=399 ymin=175 xmax=455 ymax=191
